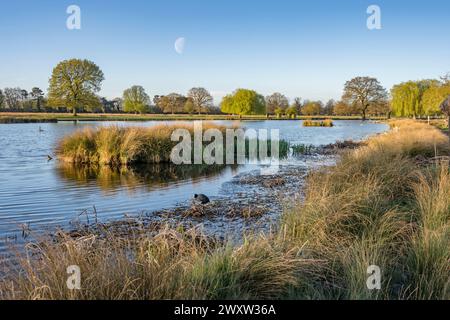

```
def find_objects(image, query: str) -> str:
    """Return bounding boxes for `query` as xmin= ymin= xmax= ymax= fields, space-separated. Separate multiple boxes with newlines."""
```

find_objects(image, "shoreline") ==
xmin=0 ymin=112 xmax=387 ymax=123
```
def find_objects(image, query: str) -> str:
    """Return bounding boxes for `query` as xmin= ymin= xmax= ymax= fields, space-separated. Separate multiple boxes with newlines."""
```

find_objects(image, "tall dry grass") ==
xmin=56 ymin=123 xmax=228 ymax=165
xmin=1 ymin=120 xmax=448 ymax=300
xmin=282 ymin=120 xmax=449 ymax=299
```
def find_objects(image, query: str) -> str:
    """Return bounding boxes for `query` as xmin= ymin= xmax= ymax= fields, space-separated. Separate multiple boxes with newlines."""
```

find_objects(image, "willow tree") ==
xmin=122 ymin=85 xmax=150 ymax=114
xmin=342 ymin=77 xmax=388 ymax=120
xmin=422 ymin=83 xmax=450 ymax=116
xmin=48 ymin=59 xmax=104 ymax=115
xmin=390 ymin=80 xmax=439 ymax=117
xmin=220 ymin=89 xmax=266 ymax=115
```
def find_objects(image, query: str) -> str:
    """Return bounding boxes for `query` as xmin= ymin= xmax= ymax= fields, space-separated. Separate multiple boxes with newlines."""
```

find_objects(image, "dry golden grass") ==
xmin=1 ymin=120 xmax=448 ymax=300
xmin=56 ymin=122 xmax=228 ymax=165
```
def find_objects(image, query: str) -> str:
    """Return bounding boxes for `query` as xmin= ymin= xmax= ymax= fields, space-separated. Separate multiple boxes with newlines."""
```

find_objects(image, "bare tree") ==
xmin=187 ymin=88 xmax=213 ymax=115
xmin=4 ymin=88 xmax=22 ymax=110
xmin=159 ymin=93 xmax=187 ymax=114
xmin=0 ymin=90 xmax=4 ymax=110
xmin=266 ymin=92 xmax=289 ymax=114
xmin=342 ymin=77 xmax=388 ymax=120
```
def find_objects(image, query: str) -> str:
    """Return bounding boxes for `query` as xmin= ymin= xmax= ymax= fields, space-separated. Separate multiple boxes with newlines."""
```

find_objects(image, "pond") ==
xmin=0 ymin=120 xmax=388 ymax=251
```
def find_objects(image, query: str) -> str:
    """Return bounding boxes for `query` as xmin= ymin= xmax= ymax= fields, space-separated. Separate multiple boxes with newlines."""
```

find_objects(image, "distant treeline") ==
xmin=0 ymin=59 xmax=449 ymax=119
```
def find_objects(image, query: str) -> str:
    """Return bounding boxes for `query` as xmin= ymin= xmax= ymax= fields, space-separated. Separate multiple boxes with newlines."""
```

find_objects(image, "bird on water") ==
xmin=194 ymin=194 xmax=210 ymax=204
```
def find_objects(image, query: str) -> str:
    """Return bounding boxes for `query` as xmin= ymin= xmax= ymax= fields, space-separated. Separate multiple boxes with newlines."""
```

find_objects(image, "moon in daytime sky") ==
xmin=174 ymin=37 xmax=186 ymax=54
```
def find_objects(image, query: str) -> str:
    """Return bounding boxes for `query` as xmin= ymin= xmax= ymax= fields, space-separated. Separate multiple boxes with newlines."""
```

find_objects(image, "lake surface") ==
xmin=0 ymin=120 xmax=388 ymax=251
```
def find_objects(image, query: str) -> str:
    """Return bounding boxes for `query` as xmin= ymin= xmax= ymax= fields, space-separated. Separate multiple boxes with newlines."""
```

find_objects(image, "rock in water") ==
xmin=194 ymin=194 xmax=210 ymax=204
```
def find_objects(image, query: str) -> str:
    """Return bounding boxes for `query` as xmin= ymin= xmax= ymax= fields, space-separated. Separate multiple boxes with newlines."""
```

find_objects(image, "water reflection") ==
xmin=56 ymin=163 xmax=237 ymax=193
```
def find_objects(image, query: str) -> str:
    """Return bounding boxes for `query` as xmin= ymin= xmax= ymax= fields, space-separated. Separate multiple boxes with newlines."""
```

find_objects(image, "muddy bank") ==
xmin=64 ymin=154 xmax=336 ymax=243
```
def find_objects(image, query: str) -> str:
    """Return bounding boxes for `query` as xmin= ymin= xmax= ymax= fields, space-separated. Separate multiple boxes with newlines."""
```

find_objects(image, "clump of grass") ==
xmin=57 ymin=123 xmax=289 ymax=165
xmin=303 ymin=119 xmax=334 ymax=127
xmin=291 ymin=144 xmax=314 ymax=155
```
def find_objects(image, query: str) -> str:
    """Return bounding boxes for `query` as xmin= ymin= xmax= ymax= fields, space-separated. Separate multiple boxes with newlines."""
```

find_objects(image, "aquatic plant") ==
xmin=303 ymin=119 xmax=334 ymax=127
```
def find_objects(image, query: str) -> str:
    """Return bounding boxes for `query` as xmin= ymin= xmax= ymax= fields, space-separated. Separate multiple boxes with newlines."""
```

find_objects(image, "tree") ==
xmin=342 ymin=76 xmax=388 ymax=120
xmin=0 ymin=90 xmax=4 ymax=110
xmin=159 ymin=93 xmax=187 ymax=114
xmin=111 ymin=98 xmax=123 ymax=113
xmin=439 ymin=95 xmax=450 ymax=135
xmin=422 ymin=83 xmax=450 ymax=116
xmin=184 ymin=98 xmax=194 ymax=114
xmin=30 ymin=87 xmax=44 ymax=112
xmin=291 ymin=97 xmax=302 ymax=114
xmin=285 ymin=106 xmax=297 ymax=118
xmin=187 ymin=87 xmax=213 ymax=115
xmin=266 ymin=93 xmax=289 ymax=115
xmin=323 ymin=99 xmax=336 ymax=115
xmin=122 ymin=85 xmax=150 ymax=114
xmin=220 ymin=89 xmax=266 ymax=115
xmin=47 ymin=59 xmax=104 ymax=115
xmin=333 ymin=101 xmax=356 ymax=116
xmin=4 ymin=88 xmax=22 ymax=110
xmin=301 ymin=101 xmax=322 ymax=115
xmin=390 ymin=80 xmax=438 ymax=117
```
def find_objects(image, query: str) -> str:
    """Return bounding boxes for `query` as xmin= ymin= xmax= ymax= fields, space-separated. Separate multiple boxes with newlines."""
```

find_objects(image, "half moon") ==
xmin=174 ymin=37 xmax=186 ymax=54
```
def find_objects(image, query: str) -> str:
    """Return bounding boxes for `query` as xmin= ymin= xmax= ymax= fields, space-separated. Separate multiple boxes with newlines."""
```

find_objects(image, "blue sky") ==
xmin=0 ymin=0 xmax=449 ymax=104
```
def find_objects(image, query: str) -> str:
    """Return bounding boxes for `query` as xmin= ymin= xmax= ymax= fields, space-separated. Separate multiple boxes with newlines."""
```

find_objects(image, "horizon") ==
xmin=1 ymin=0 xmax=449 ymax=103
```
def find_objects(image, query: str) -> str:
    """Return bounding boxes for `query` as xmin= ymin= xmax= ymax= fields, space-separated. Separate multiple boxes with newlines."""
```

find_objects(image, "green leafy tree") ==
xmin=285 ymin=106 xmax=297 ymax=118
xmin=274 ymin=107 xmax=284 ymax=118
xmin=220 ymin=94 xmax=234 ymax=114
xmin=390 ymin=80 xmax=438 ymax=117
xmin=31 ymin=87 xmax=45 ymax=112
xmin=422 ymin=83 xmax=450 ymax=116
xmin=220 ymin=89 xmax=266 ymax=115
xmin=122 ymin=86 xmax=150 ymax=114
xmin=266 ymin=92 xmax=289 ymax=115
xmin=48 ymin=59 xmax=104 ymax=115
xmin=184 ymin=98 xmax=194 ymax=114
xmin=439 ymin=95 xmax=450 ymax=135
xmin=342 ymin=77 xmax=388 ymax=120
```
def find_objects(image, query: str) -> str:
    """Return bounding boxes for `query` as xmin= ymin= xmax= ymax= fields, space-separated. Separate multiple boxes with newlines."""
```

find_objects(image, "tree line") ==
xmin=0 ymin=59 xmax=449 ymax=120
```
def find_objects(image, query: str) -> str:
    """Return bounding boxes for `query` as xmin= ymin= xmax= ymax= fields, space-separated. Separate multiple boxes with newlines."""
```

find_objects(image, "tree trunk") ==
xmin=362 ymin=110 xmax=366 ymax=121
xmin=72 ymin=107 xmax=77 ymax=116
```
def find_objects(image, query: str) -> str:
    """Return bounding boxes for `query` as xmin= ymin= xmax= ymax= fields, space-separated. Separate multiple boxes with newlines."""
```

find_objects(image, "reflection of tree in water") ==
xmin=57 ymin=163 xmax=236 ymax=193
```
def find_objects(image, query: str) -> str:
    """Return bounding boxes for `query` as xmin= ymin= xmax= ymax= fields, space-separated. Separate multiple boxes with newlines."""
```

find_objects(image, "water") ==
xmin=0 ymin=120 xmax=388 ymax=250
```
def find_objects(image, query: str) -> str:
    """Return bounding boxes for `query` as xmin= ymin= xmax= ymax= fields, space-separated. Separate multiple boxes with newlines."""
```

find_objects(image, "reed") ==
xmin=303 ymin=119 xmax=334 ymax=127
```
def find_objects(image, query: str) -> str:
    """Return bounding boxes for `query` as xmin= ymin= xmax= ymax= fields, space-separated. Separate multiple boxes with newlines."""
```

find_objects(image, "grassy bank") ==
xmin=0 ymin=120 xmax=449 ymax=300
xmin=0 ymin=112 xmax=385 ymax=123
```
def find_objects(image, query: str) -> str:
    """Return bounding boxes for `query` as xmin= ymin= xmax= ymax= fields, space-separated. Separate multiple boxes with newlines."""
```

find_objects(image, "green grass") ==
xmin=0 ymin=120 xmax=448 ymax=300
